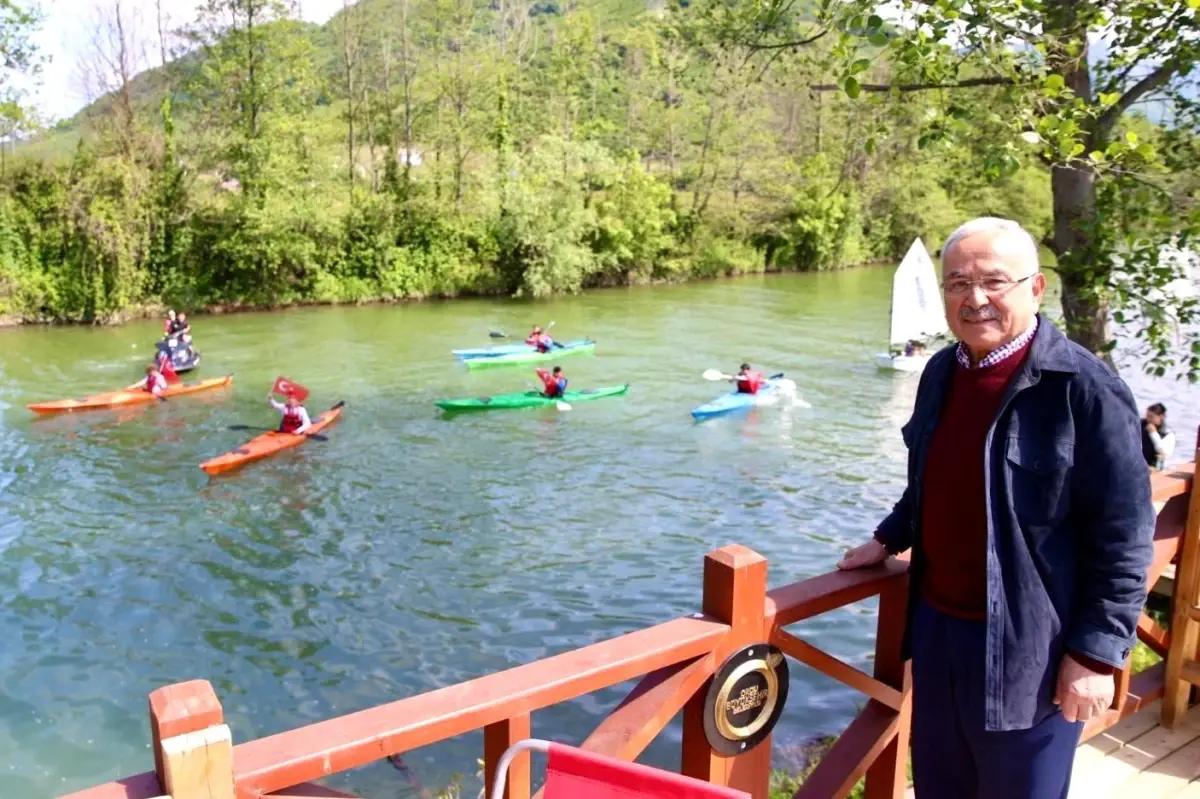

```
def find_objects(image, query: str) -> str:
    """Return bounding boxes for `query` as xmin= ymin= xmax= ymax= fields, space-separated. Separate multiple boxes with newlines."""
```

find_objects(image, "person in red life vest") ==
xmin=156 ymin=351 xmax=180 ymax=385
xmin=141 ymin=364 xmax=168 ymax=397
xmin=267 ymin=392 xmax=312 ymax=434
xmin=733 ymin=363 xmax=763 ymax=394
xmin=536 ymin=366 xmax=568 ymax=398
xmin=526 ymin=326 xmax=567 ymax=354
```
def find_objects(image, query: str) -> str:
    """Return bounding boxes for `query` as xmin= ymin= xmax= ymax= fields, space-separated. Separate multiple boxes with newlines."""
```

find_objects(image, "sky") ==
xmin=17 ymin=0 xmax=344 ymax=123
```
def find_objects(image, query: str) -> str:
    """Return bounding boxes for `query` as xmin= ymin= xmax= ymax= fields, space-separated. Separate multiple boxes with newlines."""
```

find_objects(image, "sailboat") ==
xmin=874 ymin=237 xmax=950 ymax=373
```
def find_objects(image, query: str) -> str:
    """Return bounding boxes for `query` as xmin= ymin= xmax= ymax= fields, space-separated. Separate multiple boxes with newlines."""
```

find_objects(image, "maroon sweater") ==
xmin=919 ymin=341 xmax=1032 ymax=620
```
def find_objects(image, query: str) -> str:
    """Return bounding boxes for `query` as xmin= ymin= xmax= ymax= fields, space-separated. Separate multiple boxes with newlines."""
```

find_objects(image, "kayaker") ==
xmin=142 ymin=364 xmax=168 ymax=398
xmin=733 ymin=364 xmax=763 ymax=395
xmin=536 ymin=366 xmax=568 ymax=398
xmin=526 ymin=326 xmax=564 ymax=353
xmin=268 ymin=392 xmax=313 ymax=435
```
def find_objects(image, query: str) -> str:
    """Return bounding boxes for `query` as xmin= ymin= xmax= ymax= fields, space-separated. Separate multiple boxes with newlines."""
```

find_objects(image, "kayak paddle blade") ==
xmin=489 ymin=331 xmax=507 ymax=338
xmin=331 ymin=400 xmax=346 ymax=410
xmin=770 ymin=372 xmax=785 ymax=379
xmin=556 ymin=401 xmax=572 ymax=411
xmin=702 ymin=369 xmax=730 ymax=381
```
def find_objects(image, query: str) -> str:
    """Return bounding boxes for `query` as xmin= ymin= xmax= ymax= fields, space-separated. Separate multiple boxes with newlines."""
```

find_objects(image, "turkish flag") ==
xmin=272 ymin=376 xmax=309 ymax=401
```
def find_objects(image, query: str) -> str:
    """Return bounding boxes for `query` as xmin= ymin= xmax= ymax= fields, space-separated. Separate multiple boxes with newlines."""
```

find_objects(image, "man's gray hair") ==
xmin=942 ymin=217 xmax=1041 ymax=275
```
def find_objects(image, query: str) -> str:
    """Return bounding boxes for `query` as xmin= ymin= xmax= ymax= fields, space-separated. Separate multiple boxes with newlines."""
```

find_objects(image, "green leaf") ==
xmin=1126 ymin=130 xmax=1139 ymax=145
xmin=1189 ymin=0 xmax=1199 ymax=10
xmin=844 ymin=76 xmax=861 ymax=99
xmin=1019 ymin=131 xmax=1041 ymax=144
xmin=917 ymin=133 xmax=930 ymax=150
xmin=1089 ymin=150 xmax=1106 ymax=162
xmin=851 ymin=58 xmax=871 ymax=74
xmin=869 ymin=32 xmax=889 ymax=46
xmin=1136 ymin=142 xmax=1157 ymax=159
xmin=1098 ymin=92 xmax=1120 ymax=107
xmin=867 ymin=14 xmax=884 ymax=30
xmin=1069 ymin=142 xmax=1086 ymax=157
xmin=865 ymin=136 xmax=876 ymax=154
xmin=1045 ymin=74 xmax=1065 ymax=91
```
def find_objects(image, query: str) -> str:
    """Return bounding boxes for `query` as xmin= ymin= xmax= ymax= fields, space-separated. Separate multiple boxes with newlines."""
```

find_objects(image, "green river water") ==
xmin=0 ymin=269 xmax=1195 ymax=797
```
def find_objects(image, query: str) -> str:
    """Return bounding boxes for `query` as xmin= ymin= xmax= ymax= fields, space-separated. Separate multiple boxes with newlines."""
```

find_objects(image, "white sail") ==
xmin=888 ymin=238 xmax=949 ymax=346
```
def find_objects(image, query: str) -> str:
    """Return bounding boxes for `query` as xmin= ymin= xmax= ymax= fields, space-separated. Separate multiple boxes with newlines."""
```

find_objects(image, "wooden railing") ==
xmin=60 ymin=462 xmax=1198 ymax=799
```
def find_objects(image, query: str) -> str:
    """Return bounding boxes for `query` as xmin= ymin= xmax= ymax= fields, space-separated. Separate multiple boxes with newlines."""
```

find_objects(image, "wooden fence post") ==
xmin=863 ymin=575 xmax=911 ymax=799
xmin=681 ymin=545 xmax=771 ymax=799
xmin=1163 ymin=448 xmax=1200 ymax=728
xmin=484 ymin=714 xmax=531 ymax=799
xmin=148 ymin=679 xmax=234 ymax=799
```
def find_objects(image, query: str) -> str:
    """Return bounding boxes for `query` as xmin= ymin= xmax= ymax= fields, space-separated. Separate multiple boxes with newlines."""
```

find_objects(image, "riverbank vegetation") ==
xmin=0 ymin=0 xmax=1198 ymax=376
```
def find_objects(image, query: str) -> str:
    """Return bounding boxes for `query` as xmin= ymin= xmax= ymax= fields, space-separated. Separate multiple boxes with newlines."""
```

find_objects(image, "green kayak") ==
xmin=437 ymin=384 xmax=629 ymax=412
xmin=464 ymin=339 xmax=595 ymax=369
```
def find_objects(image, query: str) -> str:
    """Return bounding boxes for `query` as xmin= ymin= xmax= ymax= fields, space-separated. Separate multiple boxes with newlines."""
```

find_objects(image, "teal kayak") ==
xmin=691 ymin=376 xmax=785 ymax=420
xmin=452 ymin=342 xmax=535 ymax=359
xmin=437 ymin=384 xmax=629 ymax=412
xmin=463 ymin=339 xmax=595 ymax=369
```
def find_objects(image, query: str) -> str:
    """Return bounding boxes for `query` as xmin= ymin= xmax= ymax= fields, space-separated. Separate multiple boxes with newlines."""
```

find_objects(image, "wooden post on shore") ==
xmin=148 ymin=679 xmax=234 ymax=799
xmin=681 ymin=545 xmax=771 ymax=798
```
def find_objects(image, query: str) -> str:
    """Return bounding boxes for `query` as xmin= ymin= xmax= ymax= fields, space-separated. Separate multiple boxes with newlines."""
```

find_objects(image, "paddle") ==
xmin=489 ymin=320 xmax=556 ymax=340
xmin=230 ymin=401 xmax=342 ymax=440
xmin=526 ymin=382 xmax=571 ymax=411
xmin=227 ymin=424 xmax=329 ymax=441
xmin=702 ymin=369 xmax=785 ymax=381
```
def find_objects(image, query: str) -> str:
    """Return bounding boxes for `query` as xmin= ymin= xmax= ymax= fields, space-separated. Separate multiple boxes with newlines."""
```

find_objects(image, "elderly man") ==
xmin=839 ymin=217 xmax=1154 ymax=798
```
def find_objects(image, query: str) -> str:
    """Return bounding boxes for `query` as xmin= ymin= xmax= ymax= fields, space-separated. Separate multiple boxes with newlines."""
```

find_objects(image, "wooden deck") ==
xmin=1071 ymin=702 xmax=1200 ymax=798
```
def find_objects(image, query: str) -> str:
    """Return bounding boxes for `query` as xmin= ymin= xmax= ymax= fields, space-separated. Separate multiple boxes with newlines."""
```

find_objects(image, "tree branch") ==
xmin=743 ymin=29 xmax=830 ymax=51
xmin=808 ymin=76 xmax=1014 ymax=92
xmin=1102 ymin=8 xmax=1188 ymax=95
xmin=1095 ymin=58 xmax=1182 ymax=136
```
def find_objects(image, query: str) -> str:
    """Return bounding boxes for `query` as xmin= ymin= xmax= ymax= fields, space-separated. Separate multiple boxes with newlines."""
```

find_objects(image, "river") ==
xmin=0 ymin=268 xmax=1195 ymax=797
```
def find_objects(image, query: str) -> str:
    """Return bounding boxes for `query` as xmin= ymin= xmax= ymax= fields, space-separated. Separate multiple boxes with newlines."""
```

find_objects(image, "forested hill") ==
xmin=0 ymin=0 xmax=1057 ymax=322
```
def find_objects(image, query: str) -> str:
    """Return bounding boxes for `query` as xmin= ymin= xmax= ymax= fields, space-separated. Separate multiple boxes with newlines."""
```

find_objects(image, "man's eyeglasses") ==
xmin=941 ymin=274 xmax=1037 ymax=296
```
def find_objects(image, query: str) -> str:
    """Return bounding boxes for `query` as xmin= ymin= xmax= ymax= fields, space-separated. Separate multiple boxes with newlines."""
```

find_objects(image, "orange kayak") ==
xmin=27 ymin=375 xmax=234 ymax=414
xmin=200 ymin=401 xmax=344 ymax=475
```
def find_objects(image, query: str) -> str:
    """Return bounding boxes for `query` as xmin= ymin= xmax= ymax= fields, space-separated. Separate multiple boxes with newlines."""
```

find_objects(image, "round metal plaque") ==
xmin=703 ymin=643 xmax=789 ymax=755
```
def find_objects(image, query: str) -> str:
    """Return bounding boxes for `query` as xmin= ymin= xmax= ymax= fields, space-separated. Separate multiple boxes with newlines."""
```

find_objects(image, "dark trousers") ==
xmin=910 ymin=601 xmax=1083 ymax=799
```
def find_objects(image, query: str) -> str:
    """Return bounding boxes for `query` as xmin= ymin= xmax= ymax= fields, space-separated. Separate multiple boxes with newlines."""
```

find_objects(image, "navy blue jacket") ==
xmin=875 ymin=316 xmax=1155 ymax=731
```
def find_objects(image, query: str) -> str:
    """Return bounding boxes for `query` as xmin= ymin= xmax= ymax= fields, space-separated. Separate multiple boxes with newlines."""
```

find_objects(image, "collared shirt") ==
xmin=955 ymin=317 xmax=1039 ymax=370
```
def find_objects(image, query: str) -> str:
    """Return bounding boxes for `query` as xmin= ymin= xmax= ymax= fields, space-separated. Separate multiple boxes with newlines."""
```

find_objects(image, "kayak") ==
xmin=452 ymin=342 xmax=535 ymax=359
xmin=27 ymin=375 xmax=234 ymax=415
xmin=199 ymin=401 xmax=344 ymax=475
xmin=691 ymin=376 xmax=786 ymax=420
xmin=437 ymin=384 xmax=629 ymax=412
xmin=463 ymin=339 xmax=596 ymax=369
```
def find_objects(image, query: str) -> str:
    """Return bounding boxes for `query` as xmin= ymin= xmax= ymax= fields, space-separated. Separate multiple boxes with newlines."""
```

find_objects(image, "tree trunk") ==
xmin=1052 ymin=161 xmax=1109 ymax=355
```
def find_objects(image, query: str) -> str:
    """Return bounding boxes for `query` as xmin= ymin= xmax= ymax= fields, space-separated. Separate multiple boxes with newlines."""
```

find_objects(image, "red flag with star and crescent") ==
xmin=271 ymin=376 xmax=309 ymax=401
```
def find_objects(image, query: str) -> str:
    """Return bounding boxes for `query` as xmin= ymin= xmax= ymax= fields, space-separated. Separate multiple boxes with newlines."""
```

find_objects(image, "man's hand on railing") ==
xmin=837 ymin=539 xmax=890 ymax=570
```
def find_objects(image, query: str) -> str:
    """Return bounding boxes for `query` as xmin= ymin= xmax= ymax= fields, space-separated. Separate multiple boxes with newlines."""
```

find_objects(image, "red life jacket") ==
xmin=736 ymin=371 xmax=763 ymax=395
xmin=158 ymin=356 xmax=179 ymax=385
xmin=536 ymin=368 xmax=563 ymax=398
xmin=527 ymin=333 xmax=551 ymax=353
xmin=144 ymin=372 xmax=166 ymax=393
xmin=280 ymin=406 xmax=305 ymax=433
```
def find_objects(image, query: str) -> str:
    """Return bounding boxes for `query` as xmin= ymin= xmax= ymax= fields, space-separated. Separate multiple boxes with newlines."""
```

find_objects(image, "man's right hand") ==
xmin=837 ymin=538 xmax=890 ymax=570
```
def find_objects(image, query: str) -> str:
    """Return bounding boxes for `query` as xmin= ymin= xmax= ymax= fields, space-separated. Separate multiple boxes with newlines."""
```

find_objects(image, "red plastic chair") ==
xmin=490 ymin=739 xmax=752 ymax=799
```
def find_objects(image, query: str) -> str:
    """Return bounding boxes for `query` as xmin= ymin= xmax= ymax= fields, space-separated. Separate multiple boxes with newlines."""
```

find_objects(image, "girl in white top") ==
xmin=268 ymin=393 xmax=312 ymax=434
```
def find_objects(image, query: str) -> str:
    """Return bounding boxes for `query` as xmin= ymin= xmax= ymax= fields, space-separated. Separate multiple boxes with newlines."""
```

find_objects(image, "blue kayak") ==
xmin=691 ymin=377 xmax=784 ymax=420
xmin=452 ymin=342 xmax=533 ymax=359
xmin=453 ymin=338 xmax=593 ymax=361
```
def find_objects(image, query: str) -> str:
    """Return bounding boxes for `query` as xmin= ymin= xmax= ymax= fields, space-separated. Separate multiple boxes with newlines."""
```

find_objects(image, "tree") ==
xmin=695 ymin=0 xmax=1200 ymax=378
xmin=78 ymin=0 xmax=145 ymax=158
xmin=185 ymin=0 xmax=318 ymax=203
